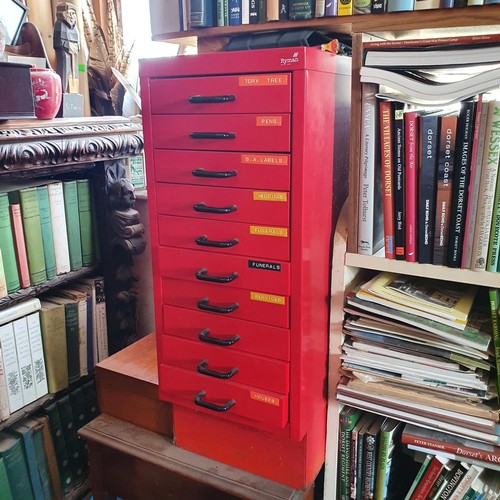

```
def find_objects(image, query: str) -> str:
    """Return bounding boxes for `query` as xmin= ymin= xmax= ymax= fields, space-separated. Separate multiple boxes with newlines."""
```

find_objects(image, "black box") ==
xmin=0 ymin=61 xmax=35 ymax=120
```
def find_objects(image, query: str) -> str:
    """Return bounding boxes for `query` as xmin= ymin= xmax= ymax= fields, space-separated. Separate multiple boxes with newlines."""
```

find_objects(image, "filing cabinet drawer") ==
xmin=156 ymin=183 xmax=290 ymax=226
xmin=162 ymin=305 xmax=290 ymax=361
xmin=159 ymin=247 xmax=290 ymax=295
xmin=159 ymin=364 xmax=289 ymax=428
xmin=150 ymin=73 xmax=291 ymax=115
xmin=153 ymin=150 xmax=290 ymax=191
xmin=161 ymin=336 xmax=289 ymax=394
xmin=162 ymin=278 xmax=289 ymax=328
xmin=152 ymin=114 xmax=291 ymax=152
xmin=158 ymin=215 xmax=290 ymax=261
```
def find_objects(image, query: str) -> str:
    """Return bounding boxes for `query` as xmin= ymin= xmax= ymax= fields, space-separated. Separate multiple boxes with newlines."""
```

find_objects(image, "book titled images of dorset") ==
xmin=357 ymin=33 xmax=500 ymax=273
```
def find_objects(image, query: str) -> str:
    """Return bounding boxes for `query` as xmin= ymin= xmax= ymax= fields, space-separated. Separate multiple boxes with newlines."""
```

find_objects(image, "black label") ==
xmin=248 ymin=260 xmax=282 ymax=272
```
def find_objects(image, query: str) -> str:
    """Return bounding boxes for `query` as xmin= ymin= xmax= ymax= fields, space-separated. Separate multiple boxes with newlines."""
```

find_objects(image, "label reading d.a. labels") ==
xmin=248 ymin=260 xmax=282 ymax=272
xmin=240 ymin=154 xmax=289 ymax=166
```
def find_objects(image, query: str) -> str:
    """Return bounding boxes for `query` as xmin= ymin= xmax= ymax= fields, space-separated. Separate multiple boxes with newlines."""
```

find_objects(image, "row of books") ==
xmin=185 ymin=0 xmax=500 ymax=29
xmin=338 ymin=406 xmax=500 ymax=500
xmin=0 ymin=379 xmax=98 ymax=499
xmin=0 ymin=178 xmax=97 ymax=299
xmin=357 ymin=37 xmax=500 ymax=271
xmin=0 ymin=277 xmax=108 ymax=420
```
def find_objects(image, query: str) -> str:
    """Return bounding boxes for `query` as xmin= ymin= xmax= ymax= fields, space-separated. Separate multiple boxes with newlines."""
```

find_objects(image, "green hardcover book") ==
xmin=69 ymin=386 xmax=88 ymax=429
xmin=82 ymin=378 xmax=99 ymax=422
xmin=8 ymin=187 xmax=46 ymax=285
xmin=62 ymin=181 xmax=83 ymax=271
xmin=36 ymin=186 xmax=56 ymax=280
xmin=487 ymin=169 xmax=500 ymax=271
xmin=0 ymin=431 xmax=35 ymax=500
xmin=56 ymin=395 xmax=87 ymax=487
xmin=288 ymin=0 xmax=314 ymax=18
xmin=403 ymin=454 xmax=434 ymax=500
xmin=44 ymin=402 xmax=74 ymax=495
xmin=45 ymin=295 xmax=80 ymax=384
xmin=76 ymin=179 xmax=95 ymax=267
xmin=0 ymin=193 xmax=20 ymax=293
xmin=0 ymin=457 xmax=13 ymax=500
xmin=339 ymin=406 xmax=363 ymax=500
xmin=488 ymin=288 xmax=500 ymax=403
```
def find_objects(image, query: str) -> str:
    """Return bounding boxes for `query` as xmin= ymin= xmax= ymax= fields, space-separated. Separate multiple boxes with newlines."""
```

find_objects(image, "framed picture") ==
xmin=0 ymin=0 xmax=28 ymax=46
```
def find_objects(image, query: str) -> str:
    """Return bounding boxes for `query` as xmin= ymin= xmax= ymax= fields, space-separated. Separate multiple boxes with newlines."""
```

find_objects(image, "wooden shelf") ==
xmin=152 ymin=5 xmax=500 ymax=43
xmin=345 ymin=252 xmax=500 ymax=287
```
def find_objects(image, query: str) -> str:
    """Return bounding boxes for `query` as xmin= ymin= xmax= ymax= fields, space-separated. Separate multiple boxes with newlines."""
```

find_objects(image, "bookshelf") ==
xmin=150 ymin=7 xmax=500 ymax=499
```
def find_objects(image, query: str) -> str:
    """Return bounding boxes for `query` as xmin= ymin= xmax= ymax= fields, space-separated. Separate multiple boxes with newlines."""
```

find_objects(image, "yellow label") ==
xmin=250 ymin=226 xmax=288 ymax=238
xmin=253 ymin=191 xmax=288 ymax=202
xmin=250 ymin=291 xmax=286 ymax=305
xmin=250 ymin=391 xmax=280 ymax=406
xmin=256 ymin=116 xmax=283 ymax=127
xmin=240 ymin=154 xmax=289 ymax=166
xmin=239 ymin=74 xmax=289 ymax=86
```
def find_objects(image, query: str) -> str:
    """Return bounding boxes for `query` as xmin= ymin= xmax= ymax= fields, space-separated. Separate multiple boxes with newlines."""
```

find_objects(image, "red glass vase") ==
xmin=30 ymin=68 xmax=63 ymax=120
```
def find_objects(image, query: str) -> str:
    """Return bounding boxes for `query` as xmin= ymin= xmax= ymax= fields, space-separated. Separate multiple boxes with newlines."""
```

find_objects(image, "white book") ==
xmin=47 ymin=182 xmax=71 ymax=275
xmin=449 ymin=464 xmax=483 ymax=500
xmin=0 ymin=323 xmax=23 ymax=412
xmin=358 ymin=83 xmax=384 ymax=256
xmin=470 ymin=100 xmax=500 ymax=271
xmin=12 ymin=317 xmax=37 ymax=406
xmin=26 ymin=312 xmax=48 ymax=399
xmin=0 ymin=347 xmax=10 ymax=421
xmin=0 ymin=298 xmax=41 ymax=326
xmin=0 ymin=249 xmax=7 ymax=299
xmin=242 ymin=0 xmax=250 ymax=23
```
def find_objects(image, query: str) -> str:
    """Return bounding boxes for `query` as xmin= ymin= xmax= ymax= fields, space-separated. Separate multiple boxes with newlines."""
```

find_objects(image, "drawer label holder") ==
xmin=250 ymin=226 xmax=288 ymax=238
xmin=248 ymin=260 xmax=282 ymax=272
xmin=250 ymin=391 xmax=280 ymax=406
xmin=250 ymin=291 xmax=286 ymax=305
xmin=253 ymin=191 xmax=288 ymax=202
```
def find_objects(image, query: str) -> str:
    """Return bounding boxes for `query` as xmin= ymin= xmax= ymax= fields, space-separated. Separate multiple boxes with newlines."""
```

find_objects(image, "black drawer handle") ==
xmin=192 ymin=168 xmax=238 ymax=179
xmin=196 ymin=268 xmax=239 ymax=283
xmin=194 ymin=391 xmax=235 ymax=412
xmin=193 ymin=202 xmax=238 ymax=214
xmin=188 ymin=95 xmax=236 ymax=104
xmin=199 ymin=328 xmax=240 ymax=346
xmin=197 ymin=297 xmax=239 ymax=314
xmin=197 ymin=360 xmax=238 ymax=379
xmin=190 ymin=132 xmax=236 ymax=140
xmin=195 ymin=235 xmax=239 ymax=248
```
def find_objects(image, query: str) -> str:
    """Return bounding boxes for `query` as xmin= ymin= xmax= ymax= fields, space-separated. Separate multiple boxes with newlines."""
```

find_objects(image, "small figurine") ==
xmin=53 ymin=2 xmax=80 ymax=94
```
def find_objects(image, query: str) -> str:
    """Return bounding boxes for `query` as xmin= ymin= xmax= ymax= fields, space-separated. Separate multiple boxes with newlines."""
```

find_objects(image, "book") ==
xmin=486 ymin=159 xmax=500 ymax=272
xmin=9 ymin=187 xmax=46 ymax=285
xmin=337 ymin=0 xmax=353 ymax=15
xmin=418 ymin=111 xmax=441 ymax=264
xmin=358 ymin=83 xmax=383 ymax=256
xmin=288 ymin=0 xmax=314 ymax=18
xmin=0 ymin=432 xmax=35 ymax=500
xmin=371 ymin=0 xmax=386 ymax=11
xmin=25 ymin=312 xmax=48 ymax=399
xmin=62 ymin=181 xmax=83 ymax=272
xmin=0 ymin=457 xmax=13 ymax=500
xmin=242 ymin=0 xmax=250 ymax=22
xmin=448 ymin=465 xmax=483 ymax=500
xmin=338 ymin=406 xmax=363 ymax=499
xmin=249 ymin=0 xmax=258 ymax=22
xmin=189 ymin=0 xmax=216 ymax=27
xmin=414 ymin=0 xmax=439 ymax=8
xmin=47 ymin=182 xmax=71 ymax=276
xmin=470 ymin=100 xmax=500 ymax=271
xmin=0 ymin=251 xmax=6 ymax=299
xmin=325 ymin=0 xmax=337 ymax=14
xmin=488 ymin=289 xmax=500 ymax=402
xmin=0 ymin=348 xmax=9 ymax=422
xmin=228 ymin=0 xmax=242 ymax=24
xmin=12 ymin=316 xmax=37 ymax=406
xmin=36 ymin=185 xmax=56 ymax=280
xmin=364 ymin=41 xmax=500 ymax=68
xmin=353 ymin=0 xmax=371 ymax=13
xmin=363 ymin=34 xmax=500 ymax=50
xmin=9 ymin=203 xmax=30 ymax=289
xmin=405 ymin=110 xmax=419 ymax=262
xmin=379 ymin=99 xmax=396 ymax=259
xmin=266 ymin=0 xmax=279 ymax=19
xmin=39 ymin=301 xmax=69 ymax=394
xmin=393 ymin=101 xmax=406 ymax=260
xmin=447 ymin=99 xmax=477 ymax=268
xmin=386 ymin=0 xmax=414 ymax=11
xmin=404 ymin=454 xmax=433 ymax=500
xmin=82 ymin=378 xmax=99 ymax=422
xmin=315 ymin=0 xmax=326 ymax=15
xmin=409 ymin=454 xmax=450 ymax=499
xmin=0 ymin=193 xmax=20 ymax=293
xmin=362 ymin=415 xmax=385 ymax=499
xmin=433 ymin=113 xmax=458 ymax=266
xmin=353 ymin=412 xmax=377 ymax=499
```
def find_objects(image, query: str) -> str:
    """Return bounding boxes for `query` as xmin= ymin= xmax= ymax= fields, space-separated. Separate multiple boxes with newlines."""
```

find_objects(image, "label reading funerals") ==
xmin=250 ymin=226 xmax=288 ymax=237
xmin=240 ymin=154 xmax=289 ymax=165
xmin=248 ymin=260 xmax=282 ymax=272
xmin=239 ymin=74 xmax=289 ymax=86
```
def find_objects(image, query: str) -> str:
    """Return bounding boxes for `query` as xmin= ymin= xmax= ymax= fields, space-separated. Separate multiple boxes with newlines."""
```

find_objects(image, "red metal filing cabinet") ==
xmin=140 ymin=47 xmax=351 ymax=489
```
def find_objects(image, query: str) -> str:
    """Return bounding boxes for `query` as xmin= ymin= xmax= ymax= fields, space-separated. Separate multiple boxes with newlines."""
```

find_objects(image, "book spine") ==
xmin=448 ymin=466 xmax=482 ymax=500
xmin=0 ymin=347 xmax=9 ymax=421
xmin=17 ymin=188 xmax=47 ymax=285
xmin=362 ymin=432 xmax=378 ymax=498
xmin=447 ymin=100 xmax=476 ymax=268
xmin=288 ymin=0 xmax=314 ymax=17
xmin=418 ymin=113 xmax=440 ymax=264
xmin=26 ymin=312 xmax=48 ymax=399
xmin=217 ymin=0 xmax=226 ymax=24
xmin=337 ymin=0 xmax=353 ymax=14
xmin=486 ymin=168 xmax=500 ymax=271
xmin=0 ymin=457 xmax=13 ymax=500
xmin=411 ymin=456 xmax=447 ymax=500
xmin=190 ymin=0 xmax=216 ymax=27
xmin=325 ymin=0 xmax=337 ymax=13
xmin=82 ymin=379 xmax=99 ymax=422
xmin=26 ymin=421 xmax=53 ymax=500
xmin=315 ymin=0 xmax=326 ymax=15
xmin=404 ymin=454 xmax=433 ymax=500
xmin=64 ymin=302 xmax=80 ymax=384
xmin=358 ymin=83 xmax=383 ymax=256
xmin=437 ymin=462 xmax=468 ymax=499
xmin=0 ymin=194 xmax=20 ymax=294
xmin=93 ymin=277 xmax=108 ymax=362
xmin=258 ymin=0 xmax=266 ymax=22
xmin=36 ymin=186 xmax=56 ymax=280
xmin=266 ymin=0 xmax=279 ymax=19
xmin=405 ymin=111 xmax=419 ymax=263
xmin=76 ymin=298 xmax=88 ymax=377
xmin=470 ymin=100 xmax=500 ymax=271
xmin=76 ymin=180 xmax=95 ymax=267
xmin=413 ymin=0 xmax=439 ymax=8
xmin=387 ymin=0 xmax=414 ymax=11
xmin=9 ymin=204 xmax=30 ymax=289
xmin=84 ymin=292 xmax=94 ymax=374
xmin=0 ymin=251 xmax=6 ymax=299
xmin=249 ymin=0 xmax=259 ymax=22
xmin=462 ymin=96 xmax=486 ymax=269
xmin=62 ymin=181 xmax=83 ymax=272
xmin=363 ymin=33 xmax=500 ymax=49
xmin=339 ymin=410 xmax=363 ymax=499
xmin=229 ymin=0 xmax=242 ymax=24
xmin=242 ymin=0 xmax=250 ymax=22
xmin=12 ymin=317 xmax=37 ymax=406
xmin=488 ymin=289 xmax=500 ymax=402
xmin=379 ymin=100 xmax=396 ymax=259
xmin=47 ymin=182 xmax=71 ymax=276
xmin=279 ymin=0 xmax=289 ymax=18
xmin=353 ymin=0 xmax=371 ymax=13
xmin=0 ymin=298 xmax=41 ymax=327
xmin=433 ymin=114 xmax=458 ymax=266
xmin=393 ymin=101 xmax=406 ymax=260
